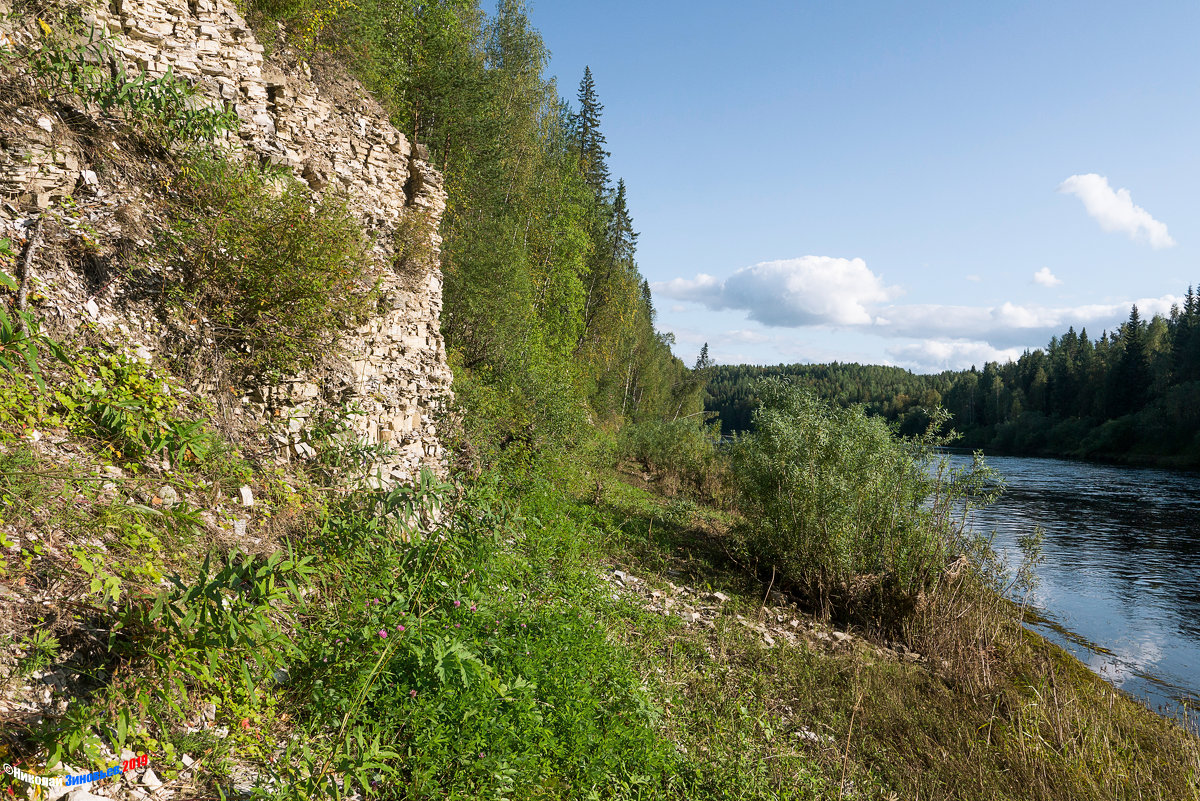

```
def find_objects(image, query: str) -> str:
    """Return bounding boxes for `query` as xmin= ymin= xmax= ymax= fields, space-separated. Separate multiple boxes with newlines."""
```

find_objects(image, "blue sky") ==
xmin=527 ymin=0 xmax=1200 ymax=372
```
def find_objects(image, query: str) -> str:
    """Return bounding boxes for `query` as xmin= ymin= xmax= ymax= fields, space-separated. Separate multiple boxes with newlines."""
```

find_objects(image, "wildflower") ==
xmin=409 ymin=689 xmax=417 ymax=698
xmin=396 ymin=625 xmax=405 ymax=632
xmin=454 ymin=623 xmax=460 ymax=629
xmin=378 ymin=629 xmax=388 ymax=639
xmin=454 ymin=600 xmax=461 ymax=608
xmin=520 ymin=623 xmax=526 ymax=628
xmin=469 ymin=605 xmax=476 ymax=612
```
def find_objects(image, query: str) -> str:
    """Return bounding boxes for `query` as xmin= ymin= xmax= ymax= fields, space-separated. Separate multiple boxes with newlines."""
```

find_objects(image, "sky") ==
xmin=526 ymin=0 xmax=1200 ymax=373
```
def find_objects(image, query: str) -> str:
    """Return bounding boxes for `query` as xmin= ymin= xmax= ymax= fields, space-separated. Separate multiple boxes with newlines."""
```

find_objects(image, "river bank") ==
xmin=591 ymin=467 xmax=1200 ymax=800
xmin=3 ymin=419 xmax=1198 ymax=800
xmin=941 ymin=452 xmax=1200 ymax=724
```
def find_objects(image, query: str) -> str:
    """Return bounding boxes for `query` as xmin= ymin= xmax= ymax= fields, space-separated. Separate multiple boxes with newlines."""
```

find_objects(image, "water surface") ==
xmin=943 ymin=452 xmax=1200 ymax=723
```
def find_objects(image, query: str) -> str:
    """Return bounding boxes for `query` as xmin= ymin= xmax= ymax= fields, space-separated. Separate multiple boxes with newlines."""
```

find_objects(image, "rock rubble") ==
xmin=0 ymin=0 xmax=454 ymax=487
xmin=601 ymin=565 xmax=927 ymax=665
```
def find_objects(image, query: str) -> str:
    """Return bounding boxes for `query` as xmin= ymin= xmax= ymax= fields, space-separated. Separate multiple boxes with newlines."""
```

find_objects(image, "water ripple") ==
xmin=944 ymin=453 xmax=1200 ymax=721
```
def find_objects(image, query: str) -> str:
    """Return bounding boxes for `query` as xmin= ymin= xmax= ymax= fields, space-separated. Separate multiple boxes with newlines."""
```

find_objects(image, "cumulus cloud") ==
xmin=1033 ymin=267 xmax=1062 ymax=287
xmin=887 ymin=340 xmax=1026 ymax=372
xmin=1058 ymin=173 xmax=1175 ymax=249
xmin=653 ymin=256 xmax=901 ymax=327
xmin=654 ymin=255 xmax=1181 ymax=367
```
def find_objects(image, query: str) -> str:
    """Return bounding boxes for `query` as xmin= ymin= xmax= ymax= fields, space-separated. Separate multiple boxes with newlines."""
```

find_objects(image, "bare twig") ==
xmin=759 ymin=565 xmax=776 ymax=622
xmin=16 ymin=216 xmax=45 ymax=334
xmin=839 ymin=680 xmax=863 ymax=797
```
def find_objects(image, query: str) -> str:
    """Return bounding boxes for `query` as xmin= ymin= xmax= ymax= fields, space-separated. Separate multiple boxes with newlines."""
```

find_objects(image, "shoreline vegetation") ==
xmin=705 ymin=297 xmax=1200 ymax=471
xmin=2 ymin=0 xmax=1199 ymax=799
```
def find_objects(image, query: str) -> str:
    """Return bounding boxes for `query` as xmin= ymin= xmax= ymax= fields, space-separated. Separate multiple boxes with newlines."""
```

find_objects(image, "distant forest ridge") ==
xmin=704 ymin=285 xmax=1200 ymax=467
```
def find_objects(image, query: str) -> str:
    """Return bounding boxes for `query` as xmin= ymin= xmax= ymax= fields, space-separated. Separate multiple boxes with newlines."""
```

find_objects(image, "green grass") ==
xmin=591 ymin=472 xmax=1200 ymax=801
xmin=2 ymin=340 xmax=1198 ymax=800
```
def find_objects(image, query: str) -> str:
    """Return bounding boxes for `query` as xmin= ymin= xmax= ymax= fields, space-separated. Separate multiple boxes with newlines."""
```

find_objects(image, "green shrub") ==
xmin=55 ymin=350 xmax=213 ymax=466
xmin=618 ymin=416 xmax=723 ymax=498
xmin=732 ymin=379 xmax=997 ymax=623
xmin=164 ymin=155 xmax=375 ymax=374
xmin=20 ymin=17 xmax=238 ymax=144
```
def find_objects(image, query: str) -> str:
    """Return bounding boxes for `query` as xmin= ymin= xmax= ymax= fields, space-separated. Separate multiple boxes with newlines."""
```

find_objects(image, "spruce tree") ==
xmin=607 ymin=179 xmax=638 ymax=263
xmin=1111 ymin=305 xmax=1151 ymax=416
xmin=575 ymin=66 xmax=610 ymax=193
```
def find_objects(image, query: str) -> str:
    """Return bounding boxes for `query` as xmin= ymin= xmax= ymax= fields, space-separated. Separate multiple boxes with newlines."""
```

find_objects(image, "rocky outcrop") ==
xmin=0 ymin=0 xmax=453 ymax=484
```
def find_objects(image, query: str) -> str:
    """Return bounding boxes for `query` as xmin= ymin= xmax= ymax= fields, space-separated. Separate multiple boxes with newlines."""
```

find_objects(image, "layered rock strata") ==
xmin=0 ymin=0 xmax=453 ymax=484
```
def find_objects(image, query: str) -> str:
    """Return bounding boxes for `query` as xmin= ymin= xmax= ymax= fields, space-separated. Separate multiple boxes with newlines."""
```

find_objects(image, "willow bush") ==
xmin=732 ymin=378 xmax=998 ymax=625
xmin=163 ymin=154 xmax=375 ymax=374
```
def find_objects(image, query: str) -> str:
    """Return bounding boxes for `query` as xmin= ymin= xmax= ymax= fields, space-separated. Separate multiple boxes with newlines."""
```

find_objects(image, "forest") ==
xmin=706 ymin=294 xmax=1200 ymax=466
xmin=289 ymin=0 xmax=704 ymax=462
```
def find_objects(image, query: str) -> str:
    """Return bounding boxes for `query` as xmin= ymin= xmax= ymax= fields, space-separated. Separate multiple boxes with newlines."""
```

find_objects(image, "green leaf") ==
xmin=241 ymin=659 xmax=257 ymax=704
xmin=116 ymin=708 xmax=128 ymax=749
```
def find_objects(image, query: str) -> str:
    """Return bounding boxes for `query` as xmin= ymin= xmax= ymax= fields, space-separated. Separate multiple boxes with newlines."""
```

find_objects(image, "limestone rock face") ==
xmin=0 ymin=0 xmax=454 ymax=484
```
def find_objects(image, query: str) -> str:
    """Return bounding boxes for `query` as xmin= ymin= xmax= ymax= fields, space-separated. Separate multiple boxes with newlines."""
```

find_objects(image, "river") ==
xmin=942 ymin=452 xmax=1200 ymax=724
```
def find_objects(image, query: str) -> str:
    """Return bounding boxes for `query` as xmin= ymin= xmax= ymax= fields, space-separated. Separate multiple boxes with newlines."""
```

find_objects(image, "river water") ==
xmin=942 ymin=452 xmax=1200 ymax=722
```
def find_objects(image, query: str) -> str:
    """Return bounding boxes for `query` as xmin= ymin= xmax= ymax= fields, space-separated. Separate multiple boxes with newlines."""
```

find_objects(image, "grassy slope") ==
xmin=593 ymin=473 xmax=1200 ymax=800
xmin=0 ymin=340 xmax=1196 ymax=800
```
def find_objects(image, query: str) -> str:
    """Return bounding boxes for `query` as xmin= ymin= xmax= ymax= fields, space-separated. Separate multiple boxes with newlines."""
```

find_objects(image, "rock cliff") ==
xmin=0 ymin=0 xmax=453 ymax=484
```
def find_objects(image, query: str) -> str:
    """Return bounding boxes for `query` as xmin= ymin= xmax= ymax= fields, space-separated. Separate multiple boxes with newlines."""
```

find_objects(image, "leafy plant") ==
xmin=57 ymin=351 xmax=213 ymax=466
xmin=162 ymin=154 xmax=376 ymax=373
xmin=22 ymin=18 xmax=239 ymax=144
xmin=0 ymin=266 xmax=68 ymax=395
xmin=732 ymin=378 xmax=999 ymax=624
xmin=16 ymin=629 xmax=60 ymax=676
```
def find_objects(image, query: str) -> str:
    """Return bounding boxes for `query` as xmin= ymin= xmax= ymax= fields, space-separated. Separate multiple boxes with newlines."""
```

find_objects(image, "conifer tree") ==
xmin=606 ymin=179 xmax=638 ymax=262
xmin=575 ymin=66 xmax=610 ymax=193
xmin=1110 ymin=305 xmax=1150 ymax=416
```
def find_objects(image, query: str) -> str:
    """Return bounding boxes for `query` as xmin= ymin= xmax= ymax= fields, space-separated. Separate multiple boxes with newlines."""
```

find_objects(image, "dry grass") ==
xmin=600 ymin=477 xmax=1200 ymax=801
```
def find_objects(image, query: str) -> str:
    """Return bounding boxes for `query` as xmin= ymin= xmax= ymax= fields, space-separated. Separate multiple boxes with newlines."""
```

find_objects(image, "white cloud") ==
xmin=1033 ymin=267 xmax=1062 ymax=287
xmin=965 ymin=274 xmax=982 ymax=282
xmin=653 ymin=256 xmax=901 ymax=327
xmin=1058 ymin=173 xmax=1175 ymax=249
xmin=655 ymin=255 xmax=1181 ymax=365
xmin=723 ymin=329 xmax=772 ymax=344
xmin=669 ymin=304 xmax=687 ymax=313
xmin=873 ymin=295 xmax=1178 ymax=347
xmin=888 ymin=340 xmax=1026 ymax=372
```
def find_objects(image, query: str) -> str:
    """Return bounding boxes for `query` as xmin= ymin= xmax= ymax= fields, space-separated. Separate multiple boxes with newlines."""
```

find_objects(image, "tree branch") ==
xmin=16 ymin=216 xmax=44 ymax=335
